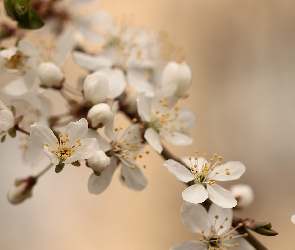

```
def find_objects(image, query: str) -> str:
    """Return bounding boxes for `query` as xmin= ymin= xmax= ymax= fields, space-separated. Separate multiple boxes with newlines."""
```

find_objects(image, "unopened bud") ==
xmin=87 ymin=103 xmax=112 ymax=129
xmin=7 ymin=176 xmax=37 ymax=205
xmin=162 ymin=61 xmax=192 ymax=96
xmin=246 ymin=220 xmax=278 ymax=236
xmin=83 ymin=71 xmax=109 ymax=105
xmin=230 ymin=184 xmax=254 ymax=209
xmin=38 ymin=62 xmax=64 ymax=88
xmin=87 ymin=150 xmax=110 ymax=172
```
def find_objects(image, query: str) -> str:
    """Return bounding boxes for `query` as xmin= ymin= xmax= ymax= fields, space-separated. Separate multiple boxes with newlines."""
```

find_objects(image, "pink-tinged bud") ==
xmin=38 ymin=62 xmax=64 ymax=88
xmin=87 ymin=150 xmax=110 ymax=172
xmin=83 ymin=71 xmax=109 ymax=105
xmin=87 ymin=103 xmax=112 ymax=129
xmin=7 ymin=176 xmax=37 ymax=205
xmin=230 ymin=184 xmax=254 ymax=209
xmin=162 ymin=61 xmax=192 ymax=96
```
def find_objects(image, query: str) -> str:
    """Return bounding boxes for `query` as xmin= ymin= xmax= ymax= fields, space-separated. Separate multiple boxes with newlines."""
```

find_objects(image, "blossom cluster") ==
xmin=0 ymin=1 xmax=276 ymax=249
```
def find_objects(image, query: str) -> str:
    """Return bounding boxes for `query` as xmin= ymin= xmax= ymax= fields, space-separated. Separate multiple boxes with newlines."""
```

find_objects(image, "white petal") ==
xmin=2 ymin=77 xmax=30 ymax=96
xmin=161 ymin=130 xmax=193 ymax=146
xmin=227 ymin=237 xmax=254 ymax=250
xmin=88 ymin=158 xmax=117 ymax=194
xmin=181 ymin=202 xmax=211 ymax=236
xmin=86 ymin=129 xmax=111 ymax=152
xmin=164 ymin=159 xmax=194 ymax=183
xmin=170 ymin=240 xmax=207 ymax=250
xmin=209 ymin=161 xmax=246 ymax=181
xmin=182 ymin=184 xmax=208 ymax=204
xmin=173 ymin=109 xmax=196 ymax=130
xmin=291 ymin=215 xmax=295 ymax=224
xmin=64 ymin=138 xmax=99 ymax=163
xmin=30 ymin=123 xmax=57 ymax=149
xmin=207 ymin=184 xmax=237 ymax=208
xmin=73 ymin=51 xmax=112 ymax=71
xmin=208 ymin=203 xmax=232 ymax=235
xmin=151 ymin=84 xmax=177 ymax=113
xmin=120 ymin=159 xmax=147 ymax=191
xmin=0 ymin=110 xmax=14 ymax=131
xmin=65 ymin=118 xmax=88 ymax=144
xmin=18 ymin=40 xmax=38 ymax=57
xmin=144 ymin=127 xmax=162 ymax=153
xmin=104 ymin=102 xmax=118 ymax=141
xmin=101 ymin=68 xmax=126 ymax=99
xmin=44 ymin=146 xmax=59 ymax=165
xmin=23 ymin=140 xmax=45 ymax=166
xmin=127 ymin=70 xmax=154 ymax=97
xmin=137 ymin=93 xmax=151 ymax=122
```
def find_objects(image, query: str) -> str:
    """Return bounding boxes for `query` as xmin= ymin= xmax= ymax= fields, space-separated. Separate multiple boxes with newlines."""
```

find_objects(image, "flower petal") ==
xmin=88 ymin=157 xmax=117 ymax=194
xmin=161 ymin=130 xmax=193 ymax=146
xmin=209 ymin=161 xmax=246 ymax=181
xmin=127 ymin=70 xmax=154 ymax=97
xmin=144 ymin=127 xmax=162 ymax=153
xmin=208 ymin=203 xmax=233 ymax=235
xmin=182 ymin=184 xmax=208 ymax=204
xmin=65 ymin=118 xmax=88 ymax=144
xmin=170 ymin=240 xmax=207 ymax=250
xmin=164 ymin=159 xmax=194 ymax=183
xmin=64 ymin=138 xmax=99 ymax=164
xmin=207 ymin=184 xmax=237 ymax=208
xmin=86 ymin=129 xmax=111 ymax=152
xmin=73 ymin=51 xmax=112 ymax=71
xmin=181 ymin=202 xmax=211 ymax=236
xmin=18 ymin=40 xmax=38 ymax=57
xmin=101 ymin=68 xmax=126 ymax=99
xmin=30 ymin=122 xmax=57 ymax=149
xmin=137 ymin=93 xmax=151 ymax=122
xmin=120 ymin=158 xmax=147 ymax=191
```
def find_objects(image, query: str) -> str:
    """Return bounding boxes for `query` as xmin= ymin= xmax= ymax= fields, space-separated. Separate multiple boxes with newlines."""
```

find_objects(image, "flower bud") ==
xmin=0 ymin=100 xmax=15 ymax=138
xmin=87 ymin=150 xmax=110 ymax=172
xmin=230 ymin=184 xmax=254 ymax=209
xmin=87 ymin=103 xmax=112 ymax=129
xmin=38 ymin=62 xmax=64 ymax=88
xmin=7 ymin=176 xmax=37 ymax=205
xmin=83 ymin=71 xmax=109 ymax=105
xmin=162 ymin=61 xmax=192 ymax=97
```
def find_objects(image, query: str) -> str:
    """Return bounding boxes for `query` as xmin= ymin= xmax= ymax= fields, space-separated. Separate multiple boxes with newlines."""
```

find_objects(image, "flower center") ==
xmin=45 ymin=133 xmax=82 ymax=161
xmin=150 ymin=105 xmax=184 ymax=136
xmin=5 ymin=51 xmax=26 ymax=71
xmin=188 ymin=152 xmax=222 ymax=186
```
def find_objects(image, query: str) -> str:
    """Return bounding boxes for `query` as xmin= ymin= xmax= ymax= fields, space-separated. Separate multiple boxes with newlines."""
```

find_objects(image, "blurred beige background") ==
xmin=1 ymin=0 xmax=295 ymax=249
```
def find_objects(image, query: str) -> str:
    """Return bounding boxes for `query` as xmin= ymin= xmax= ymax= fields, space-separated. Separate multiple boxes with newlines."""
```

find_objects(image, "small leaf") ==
xmin=71 ymin=161 xmax=81 ymax=167
xmin=14 ymin=115 xmax=24 ymax=125
xmin=55 ymin=162 xmax=65 ymax=173
xmin=39 ymin=83 xmax=49 ymax=89
xmin=1 ymin=135 xmax=6 ymax=142
xmin=10 ymin=105 xmax=16 ymax=116
xmin=94 ymin=171 xmax=101 ymax=176
xmin=8 ymin=128 xmax=16 ymax=138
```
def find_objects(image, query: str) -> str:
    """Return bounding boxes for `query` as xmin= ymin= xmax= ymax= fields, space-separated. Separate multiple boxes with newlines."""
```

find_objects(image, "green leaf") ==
xmin=4 ymin=0 xmax=44 ymax=30
xmin=8 ymin=128 xmax=16 ymax=138
xmin=71 ymin=161 xmax=81 ymax=167
xmin=55 ymin=162 xmax=65 ymax=173
xmin=1 ymin=135 xmax=6 ymax=142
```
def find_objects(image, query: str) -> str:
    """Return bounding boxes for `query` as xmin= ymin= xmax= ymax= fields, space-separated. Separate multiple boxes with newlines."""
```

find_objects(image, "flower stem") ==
xmin=35 ymin=163 xmax=54 ymax=179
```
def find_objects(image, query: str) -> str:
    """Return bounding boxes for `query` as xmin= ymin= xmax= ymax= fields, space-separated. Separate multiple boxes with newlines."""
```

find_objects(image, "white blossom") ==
xmin=87 ymin=103 xmax=113 ymax=129
xmin=87 ymin=150 xmax=110 ymax=172
xmin=137 ymin=85 xmax=196 ymax=153
xmin=164 ymin=153 xmax=246 ymax=208
xmin=162 ymin=61 xmax=192 ymax=97
xmin=87 ymin=102 xmax=147 ymax=194
xmin=30 ymin=118 xmax=99 ymax=165
xmin=7 ymin=177 xmax=37 ymax=205
xmin=230 ymin=184 xmax=254 ymax=209
xmin=170 ymin=202 xmax=253 ymax=250
xmin=83 ymin=71 xmax=109 ymax=105
xmin=38 ymin=62 xmax=64 ymax=88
